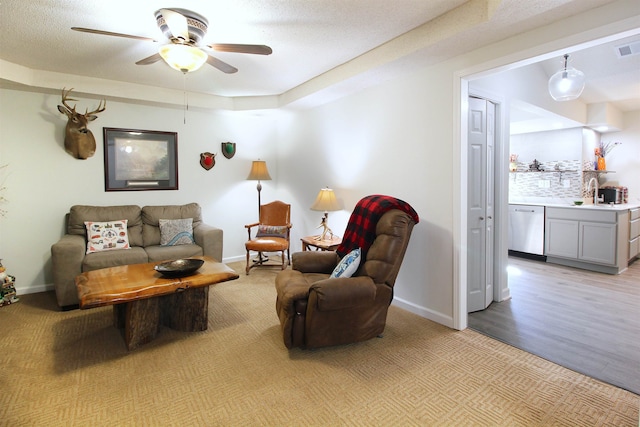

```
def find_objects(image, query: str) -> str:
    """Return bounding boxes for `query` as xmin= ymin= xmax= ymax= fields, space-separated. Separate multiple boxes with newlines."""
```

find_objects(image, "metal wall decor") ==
xmin=200 ymin=152 xmax=216 ymax=170
xmin=221 ymin=142 xmax=236 ymax=159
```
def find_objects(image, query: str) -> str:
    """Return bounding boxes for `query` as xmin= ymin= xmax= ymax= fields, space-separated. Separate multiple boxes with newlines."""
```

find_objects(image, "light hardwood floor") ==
xmin=468 ymin=255 xmax=640 ymax=395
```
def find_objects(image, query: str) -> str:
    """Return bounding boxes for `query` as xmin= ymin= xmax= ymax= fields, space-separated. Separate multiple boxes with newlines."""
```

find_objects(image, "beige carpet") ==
xmin=0 ymin=261 xmax=637 ymax=426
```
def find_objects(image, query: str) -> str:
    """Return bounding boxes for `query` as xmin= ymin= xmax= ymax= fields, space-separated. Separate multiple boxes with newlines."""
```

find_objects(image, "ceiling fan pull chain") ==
xmin=183 ymin=72 xmax=187 ymax=124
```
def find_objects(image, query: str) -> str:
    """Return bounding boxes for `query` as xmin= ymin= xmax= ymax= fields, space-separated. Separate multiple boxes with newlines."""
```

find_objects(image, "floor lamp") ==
xmin=247 ymin=160 xmax=272 ymax=218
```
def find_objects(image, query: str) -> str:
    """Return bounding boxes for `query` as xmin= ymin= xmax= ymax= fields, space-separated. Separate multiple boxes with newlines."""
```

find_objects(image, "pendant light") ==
xmin=548 ymin=54 xmax=585 ymax=101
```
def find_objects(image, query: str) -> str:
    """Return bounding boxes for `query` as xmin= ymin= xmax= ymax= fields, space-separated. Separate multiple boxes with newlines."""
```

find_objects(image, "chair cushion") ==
xmin=160 ymin=218 xmax=194 ymax=246
xmin=330 ymin=248 xmax=361 ymax=278
xmin=84 ymin=220 xmax=130 ymax=254
xmin=246 ymin=237 xmax=289 ymax=252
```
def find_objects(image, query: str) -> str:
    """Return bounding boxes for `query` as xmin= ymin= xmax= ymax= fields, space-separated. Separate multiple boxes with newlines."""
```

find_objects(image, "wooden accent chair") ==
xmin=245 ymin=201 xmax=292 ymax=275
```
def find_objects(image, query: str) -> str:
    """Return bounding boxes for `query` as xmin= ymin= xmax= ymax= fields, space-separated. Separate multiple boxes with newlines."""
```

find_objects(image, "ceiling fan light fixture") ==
xmin=548 ymin=54 xmax=585 ymax=101
xmin=158 ymin=44 xmax=207 ymax=73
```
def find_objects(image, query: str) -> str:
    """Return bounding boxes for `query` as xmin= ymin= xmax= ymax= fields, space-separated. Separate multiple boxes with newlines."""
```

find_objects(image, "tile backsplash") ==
xmin=509 ymin=159 xmax=581 ymax=198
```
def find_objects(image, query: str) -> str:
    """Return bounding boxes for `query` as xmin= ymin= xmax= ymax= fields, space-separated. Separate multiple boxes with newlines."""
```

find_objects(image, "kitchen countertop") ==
xmin=509 ymin=198 xmax=640 ymax=211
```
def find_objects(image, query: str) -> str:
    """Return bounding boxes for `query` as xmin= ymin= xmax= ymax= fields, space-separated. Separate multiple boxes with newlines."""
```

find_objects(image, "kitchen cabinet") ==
xmin=545 ymin=207 xmax=629 ymax=274
xmin=630 ymin=208 xmax=640 ymax=261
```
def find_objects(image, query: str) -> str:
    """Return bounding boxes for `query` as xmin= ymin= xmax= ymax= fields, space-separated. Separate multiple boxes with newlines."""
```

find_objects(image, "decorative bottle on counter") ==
xmin=597 ymin=156 xmax=606 ymax=171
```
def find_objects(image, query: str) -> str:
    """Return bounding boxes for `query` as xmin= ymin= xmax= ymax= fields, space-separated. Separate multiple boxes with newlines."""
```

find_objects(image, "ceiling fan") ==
xmin=72 ymin=8 xmax=272 ymax=74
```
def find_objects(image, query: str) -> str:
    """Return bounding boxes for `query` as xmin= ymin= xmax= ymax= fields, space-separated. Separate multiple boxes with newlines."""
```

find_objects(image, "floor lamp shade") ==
xmin=247 ymin=160 xmax=272 ymax=181
xmin=247 ymin=160 xmax=271 ymax=215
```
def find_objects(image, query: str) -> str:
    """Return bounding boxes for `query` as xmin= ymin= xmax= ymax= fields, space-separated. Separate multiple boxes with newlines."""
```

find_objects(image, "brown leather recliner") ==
xmin=275 ymin=208 xmax=416 ymax=349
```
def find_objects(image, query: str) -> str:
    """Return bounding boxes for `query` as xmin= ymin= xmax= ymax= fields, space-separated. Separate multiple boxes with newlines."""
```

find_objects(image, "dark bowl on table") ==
xmin=154 ymin=259 xmax=205 ymax=277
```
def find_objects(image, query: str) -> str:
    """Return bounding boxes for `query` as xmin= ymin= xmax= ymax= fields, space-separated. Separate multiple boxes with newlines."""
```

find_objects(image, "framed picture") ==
xmin=103 ymin=128 xmax=178 ymax=191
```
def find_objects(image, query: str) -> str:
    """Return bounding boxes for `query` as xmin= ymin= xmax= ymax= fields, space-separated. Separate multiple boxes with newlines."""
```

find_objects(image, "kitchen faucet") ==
xmin=588 ymin=177 xmax=601 ymax=205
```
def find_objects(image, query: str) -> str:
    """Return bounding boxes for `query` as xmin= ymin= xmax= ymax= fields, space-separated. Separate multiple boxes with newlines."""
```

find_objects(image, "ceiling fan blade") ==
xmin=71 ymin=27 xmax=157 ymax=42
xmin=136 ymin=53 xmax=162 ymax=65
xmin=159 ymin=9 xmax=189 ymax=41
xmin=206 ymin=55 xmax=238 ymax=74
xmin=208 ymin=44 xmax=272 ymax=55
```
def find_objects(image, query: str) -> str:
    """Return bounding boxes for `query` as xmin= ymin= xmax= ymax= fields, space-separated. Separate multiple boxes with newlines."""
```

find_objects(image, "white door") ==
xmin=467 ymin=96 xmax=495 ymax=313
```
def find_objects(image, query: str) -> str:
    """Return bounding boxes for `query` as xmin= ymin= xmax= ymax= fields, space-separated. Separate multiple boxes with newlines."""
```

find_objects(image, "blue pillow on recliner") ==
xmin=330 ymin=248 xmax=361 ymax=278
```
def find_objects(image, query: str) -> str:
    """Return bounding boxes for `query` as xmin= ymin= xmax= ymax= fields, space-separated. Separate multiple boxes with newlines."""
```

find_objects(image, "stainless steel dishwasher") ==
xmin=508 ymin=204 xmax=545 ymax=255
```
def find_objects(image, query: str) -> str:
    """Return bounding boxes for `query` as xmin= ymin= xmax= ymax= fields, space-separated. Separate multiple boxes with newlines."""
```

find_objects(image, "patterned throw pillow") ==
xmin=85 ymin=220 xmax=130 ymax=254
xmin=330 ymin=248 xmax=361 ymax=279
xmin=256 ymin=225 xmax=288 ymax=238
xmin=159 ymin=218 xmax=195 ymax=246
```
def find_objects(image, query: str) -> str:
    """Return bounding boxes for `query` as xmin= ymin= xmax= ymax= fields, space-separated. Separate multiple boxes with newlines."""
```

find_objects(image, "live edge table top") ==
xmin=76 ymin=256 xmax=239 ymax=309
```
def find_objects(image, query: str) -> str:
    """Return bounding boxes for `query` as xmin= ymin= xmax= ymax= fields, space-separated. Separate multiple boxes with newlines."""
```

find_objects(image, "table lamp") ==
xmin=247 ymin=160 xmax=271 ymax=216
xmin=310 ymin=187 xmax=340 ymax=240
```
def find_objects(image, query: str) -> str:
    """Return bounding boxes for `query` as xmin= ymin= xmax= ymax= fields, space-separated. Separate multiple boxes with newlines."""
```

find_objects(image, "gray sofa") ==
xmin=51 ymin=203 xmax=223 ymax=308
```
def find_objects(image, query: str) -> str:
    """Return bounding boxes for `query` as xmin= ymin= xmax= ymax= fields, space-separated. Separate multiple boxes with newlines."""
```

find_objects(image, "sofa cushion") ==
xmin=68 ymin=205 xmax=143 ymax=247
xmin=82 ymin=247 xmax=149 ymax=272
xmin=85 ymin=220 xmax=130 ymax=254
xmin=144 ymin=244 xmax=204 ymax=262
xmin=142 ymin=203 xmax=202 ymax=247
xmin=160 ymin=218 xmax=194 ymax=246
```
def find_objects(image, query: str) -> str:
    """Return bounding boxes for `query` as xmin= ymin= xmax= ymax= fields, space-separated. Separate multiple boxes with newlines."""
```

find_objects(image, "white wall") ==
xmin=510 ymin=128 xmax=583 ymax=165
xmin=0 ymin=88 xmax=279 ymax=292
xmin=600 ymin=111 xmax=640 ymax=203
xmin=279 ymin=66 xmax=456 ymax=325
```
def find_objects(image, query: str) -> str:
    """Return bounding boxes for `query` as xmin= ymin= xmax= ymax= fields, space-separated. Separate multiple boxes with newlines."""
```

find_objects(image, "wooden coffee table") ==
xmin=75 ymin=256 xmax=239 ymax=350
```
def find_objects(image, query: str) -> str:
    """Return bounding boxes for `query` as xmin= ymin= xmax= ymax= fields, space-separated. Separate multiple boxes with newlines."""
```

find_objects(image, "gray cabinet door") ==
xmin=579 ymin=221 xmax=616 ymax=265
xmin=545 ymin=218 xmax=579 ymax=258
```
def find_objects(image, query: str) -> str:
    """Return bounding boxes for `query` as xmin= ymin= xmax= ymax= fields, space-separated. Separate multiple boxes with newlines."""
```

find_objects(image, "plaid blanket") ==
xmin=336 ymin=195 xmax=419 ymax=258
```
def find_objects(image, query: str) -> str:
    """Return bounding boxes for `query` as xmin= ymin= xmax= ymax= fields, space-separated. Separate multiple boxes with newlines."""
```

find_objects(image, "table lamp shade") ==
xmin=311 ymin=188 xmax=340 ymax=212
xmin=247 ymin=160 xmax=272 ymax=181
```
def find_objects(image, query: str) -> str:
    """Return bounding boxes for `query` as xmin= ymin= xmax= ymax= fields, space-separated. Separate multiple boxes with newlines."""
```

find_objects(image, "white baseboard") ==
xmin=223 ymin=255 xmax=246 ymax=264
xmin=392 ymin=297 xmax=454 ymax=329
xmin=16 ymin=283 xmax=54 ymax=295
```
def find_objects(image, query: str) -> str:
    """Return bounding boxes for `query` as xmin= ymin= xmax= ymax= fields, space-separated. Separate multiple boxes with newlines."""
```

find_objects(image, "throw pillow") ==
xmin=256 ymin=225 xmax=288 ymax=238
xmin=160 ymin=218 xmax=195 ymax=246
xmin=85 ymin=220 xmax=130 ymax=254
xmin=330 ymin=248 xmax=361 ymax=279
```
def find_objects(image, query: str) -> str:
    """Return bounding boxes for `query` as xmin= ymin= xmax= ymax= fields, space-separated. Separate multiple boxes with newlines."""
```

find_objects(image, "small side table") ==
xmin=301 ymin=235 xmax=342 ymax=251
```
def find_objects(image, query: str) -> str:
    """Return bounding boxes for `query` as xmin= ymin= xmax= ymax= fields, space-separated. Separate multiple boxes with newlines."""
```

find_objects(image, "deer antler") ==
xmin=86 ymin=98 xmax=107 ymax=116
xmin=61 ymin=87 xmax=78 ymax=112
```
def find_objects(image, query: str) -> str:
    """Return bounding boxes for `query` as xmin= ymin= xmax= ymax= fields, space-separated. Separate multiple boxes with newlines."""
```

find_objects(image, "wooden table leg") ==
xmin=124 ymin=298 xmax=161 ymax=350
xmin=162 ymin=287 xmax=209 ymax=332
xmin=113 ymin=304 xmax=125 ymax=329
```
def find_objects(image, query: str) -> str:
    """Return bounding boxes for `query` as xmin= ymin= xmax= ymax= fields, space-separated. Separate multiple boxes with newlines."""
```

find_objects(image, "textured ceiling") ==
xmin=0 ymin=0 xmax=636 ymax=110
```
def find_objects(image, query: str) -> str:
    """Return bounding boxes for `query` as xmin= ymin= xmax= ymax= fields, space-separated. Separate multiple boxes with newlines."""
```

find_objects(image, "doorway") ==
xmin=455 ymin=28 xmax=637 ymax=330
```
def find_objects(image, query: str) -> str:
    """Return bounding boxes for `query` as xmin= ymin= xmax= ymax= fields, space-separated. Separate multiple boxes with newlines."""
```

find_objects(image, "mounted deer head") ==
xmin=57 ymin=88 xmax=106 ymax=159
